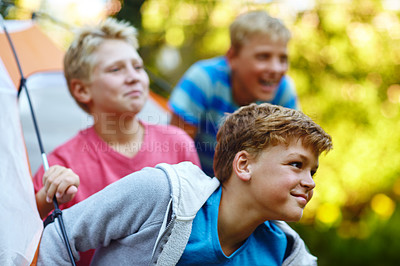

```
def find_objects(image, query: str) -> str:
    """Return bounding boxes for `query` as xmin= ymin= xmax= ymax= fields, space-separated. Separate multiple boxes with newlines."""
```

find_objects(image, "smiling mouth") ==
xmin=259 ymin=79 xmax=278 ymax=91
xmin=291 ymin=193 xmax=308 ymax=206
xmin=260 ymin=80 xmax=275 ymax=86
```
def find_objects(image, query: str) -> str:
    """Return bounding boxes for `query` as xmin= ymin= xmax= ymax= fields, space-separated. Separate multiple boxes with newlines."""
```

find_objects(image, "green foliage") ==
xmin=0 ymin=0 xmax=16 ymax=18
xmin=292 ymin=205 xmax=400 ymax=265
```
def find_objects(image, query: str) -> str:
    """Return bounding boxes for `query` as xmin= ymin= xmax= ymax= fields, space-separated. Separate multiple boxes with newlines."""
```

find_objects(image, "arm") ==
xmin=35 ymin=166 xmax=79 ymax=219
xmin=37 ymin=167 xmax=171 ymax=265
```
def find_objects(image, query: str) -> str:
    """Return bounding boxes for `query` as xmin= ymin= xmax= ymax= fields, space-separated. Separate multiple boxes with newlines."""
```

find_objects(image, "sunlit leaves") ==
xmin=316 ymin=203 xmax=342 ymax=226
xmin=387 ymin=84 xmax=400 ymax=103
xmin=141 ymin=1 xmax=168 ymax=32
xmin=165 ymin=27 xmax=185 ymax=47
xmin=371 ymin=194 xmax=396 ymax=219
xmin=287 ymin=1 xmax=400 ymax=235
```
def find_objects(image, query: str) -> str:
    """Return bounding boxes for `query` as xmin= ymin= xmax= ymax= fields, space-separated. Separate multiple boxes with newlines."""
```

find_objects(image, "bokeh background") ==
xmin=2 ymin=0 xmax=400 ymax=264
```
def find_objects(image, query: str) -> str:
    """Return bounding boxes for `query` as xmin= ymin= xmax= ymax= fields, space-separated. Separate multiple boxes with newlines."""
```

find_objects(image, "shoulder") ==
xmin=169 ymin=57 xmax=229 ymax=119
xmin=280 ymin=76 xmax=296 ymax=91
xmin=126 ymin=166 xmax=171 ymax=191
xmin=192 ymin=56 xmax=229 ymax=75
xmin=103 ymin=166 xmax=171 ymax=205
xmin=40 ymin=127 xmax=98 ymax=171
xmin=270 ymin=76 xmax=300 ymax=109
xmin=156 ymin=162 xmax=220 ymax=219
xmin=192 ymin=56 xmax=227 ymax=68
xmin=174 ymin=57 xmax=229 ymax=99
xmin=184 ymin=56 xmax=229 ymax=79
xmin=51 ymin=127 xmax=94 ymax=153
xmin=41 ymin=128 xmax=87 ymax=163
xmin=144 ymin=123 xmax=194 ymax=142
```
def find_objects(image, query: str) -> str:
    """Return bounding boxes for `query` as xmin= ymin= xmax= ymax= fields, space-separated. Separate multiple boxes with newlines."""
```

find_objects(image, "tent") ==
xmin=0 ymin=20 xmax=45 ymax=265
xmin=0 ymin=19 xmax=170 ymax=265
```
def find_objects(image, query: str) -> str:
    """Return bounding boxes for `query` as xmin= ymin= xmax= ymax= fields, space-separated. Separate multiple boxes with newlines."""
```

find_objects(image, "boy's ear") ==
xmin=70 ymin=79 xmax=91 ymax=104
xmin=226 ymin=46 xmax=239 ymax=63
xmin=232 ymin=150 xmax=252 ymax=182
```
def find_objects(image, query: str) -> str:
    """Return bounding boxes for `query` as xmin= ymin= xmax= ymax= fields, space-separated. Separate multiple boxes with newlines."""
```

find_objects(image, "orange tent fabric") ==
xmin=0 ymin=21 xmax=64 ymax=89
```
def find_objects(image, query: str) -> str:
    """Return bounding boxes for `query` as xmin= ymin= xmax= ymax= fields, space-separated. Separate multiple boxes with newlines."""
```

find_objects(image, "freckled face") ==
xmin=247 ymin=140 xmax=318 ymax=222
xmin=85 ymin=39 xmax=149 ymax=116
xmin=228 ymin=35 xmax=289 ymax=106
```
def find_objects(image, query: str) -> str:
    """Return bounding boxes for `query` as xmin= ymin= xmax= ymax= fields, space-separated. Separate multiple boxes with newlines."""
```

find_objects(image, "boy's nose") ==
xmin=126 ymin=66 xmax=140 ymax=82
xmin=269 ymin=57 xmax=287 ymax=74
xmin=300 ymin=173 xmax=315 ymax=190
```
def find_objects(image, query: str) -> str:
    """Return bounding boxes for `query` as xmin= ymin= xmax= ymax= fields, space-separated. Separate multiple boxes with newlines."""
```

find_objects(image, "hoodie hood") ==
xmin=153 ymin=162 xmax=220 ymax=265
xmin=158 ymin=162 xmax=220 ymax=221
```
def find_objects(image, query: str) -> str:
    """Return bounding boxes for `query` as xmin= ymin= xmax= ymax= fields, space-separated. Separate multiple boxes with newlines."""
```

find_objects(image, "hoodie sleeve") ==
xmin=37 ymin=167 xmax=171 ymax=265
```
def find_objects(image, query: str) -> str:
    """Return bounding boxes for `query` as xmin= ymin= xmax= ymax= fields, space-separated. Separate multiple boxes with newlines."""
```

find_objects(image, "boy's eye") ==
xmin=280 ymin=55 xmax=288 ymax=63
xmin=108 ymin=67 xmax=121 ymax=72
xmin=256 ymin=54 xmax=271 ymax=60
xmin=134 ymin=65 xmax=144 ymax=70
xmin=290 ymin=162 xmax=303 ymax=169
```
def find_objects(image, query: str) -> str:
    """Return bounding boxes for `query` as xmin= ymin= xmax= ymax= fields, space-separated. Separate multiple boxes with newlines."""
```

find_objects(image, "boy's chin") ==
xmin=283 ymin=210 xmax=304 ymax=222
xmin=255 ymin=91 xmax=277 ymax=102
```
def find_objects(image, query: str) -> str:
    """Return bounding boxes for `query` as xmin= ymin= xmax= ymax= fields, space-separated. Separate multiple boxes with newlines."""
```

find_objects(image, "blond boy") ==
xmin=34 ymin=18 xmax=200 ymax=265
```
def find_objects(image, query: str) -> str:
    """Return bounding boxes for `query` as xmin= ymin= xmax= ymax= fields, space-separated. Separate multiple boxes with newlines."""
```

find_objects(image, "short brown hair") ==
xmin=213 ymin=103 xmax=333 ymax=183
xmin=230 ymin=10 xmax=291 ymax=50
xmin=64 ymin=18 xmax=138 ymax=113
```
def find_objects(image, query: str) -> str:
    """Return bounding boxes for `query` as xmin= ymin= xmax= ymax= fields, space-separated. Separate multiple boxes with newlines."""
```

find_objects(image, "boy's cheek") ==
xmin=307 ymin=190 xmax=314 ymax=203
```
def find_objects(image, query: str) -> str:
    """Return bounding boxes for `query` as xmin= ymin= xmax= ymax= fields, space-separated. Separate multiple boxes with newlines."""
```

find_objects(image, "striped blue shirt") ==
xmin=169 ymin=56 xmax=299 ymax=176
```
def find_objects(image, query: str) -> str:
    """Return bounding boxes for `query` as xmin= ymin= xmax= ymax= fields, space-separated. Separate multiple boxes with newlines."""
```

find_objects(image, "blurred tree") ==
xmin=117 ymin=0 xmax=223 ymax=96
xmin=115 ymin=0 xmax=145 ymax=29
xmin=0 ymin=0 xmax=16 ymax=18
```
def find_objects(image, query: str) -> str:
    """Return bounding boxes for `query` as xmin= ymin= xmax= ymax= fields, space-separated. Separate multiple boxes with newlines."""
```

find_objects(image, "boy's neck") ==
xmin=217 ymin=186 xmax=263 ymax=256
xmin=231 ymin=80 xmax=252 ymax=106
xmin=93 ymin=114 xmax=144 ymax=158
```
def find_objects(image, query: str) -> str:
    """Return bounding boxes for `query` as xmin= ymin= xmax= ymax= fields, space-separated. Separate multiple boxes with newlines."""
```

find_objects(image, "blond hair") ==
xmin=230 ymin=10 xmax=291 ymax=50
xmin=213 ymin=103 xmax=333 ymax=183
xmin=64 ymin=18 xmax=138 ymax=113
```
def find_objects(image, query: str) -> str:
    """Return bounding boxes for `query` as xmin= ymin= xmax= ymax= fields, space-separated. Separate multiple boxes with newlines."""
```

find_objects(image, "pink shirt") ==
xmin=33 ymin=121 xmax=200 ymax=209
xmin=33 ymin=122 xmax=200 ymax=266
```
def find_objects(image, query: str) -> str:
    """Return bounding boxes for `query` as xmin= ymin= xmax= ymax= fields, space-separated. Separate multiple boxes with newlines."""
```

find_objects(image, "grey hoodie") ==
xmin=37 ymin=162 xmax=317 ymax=265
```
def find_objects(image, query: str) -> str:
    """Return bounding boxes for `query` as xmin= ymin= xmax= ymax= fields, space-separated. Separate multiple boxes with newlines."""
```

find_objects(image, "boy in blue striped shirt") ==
xmin=169 ymin=10 xmax=299 ymax=176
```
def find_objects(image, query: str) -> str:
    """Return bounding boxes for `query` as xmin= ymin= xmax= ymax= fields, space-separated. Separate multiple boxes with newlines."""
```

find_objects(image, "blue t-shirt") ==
xmin=177 ymin=187 xmax=288 ymax=265
xmin=169 ymin=56 xmax=299 ymax=177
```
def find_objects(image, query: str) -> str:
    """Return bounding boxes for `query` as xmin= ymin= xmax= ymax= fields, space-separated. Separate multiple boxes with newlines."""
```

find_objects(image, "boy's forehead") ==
xmin=92 ymin=40 xmax=141 ymax=65
xmin=245 ymin=34 xmax=288 ymax=48
xmin=234 ymin=35 xmax=288 ymax=56
xmin=259 ymin=140 xmax=319 ymax=162
xmin=94 ymin=39 xmax=137 ymax=54
xmin=243 ymin=31 xmax=288 ymax=43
